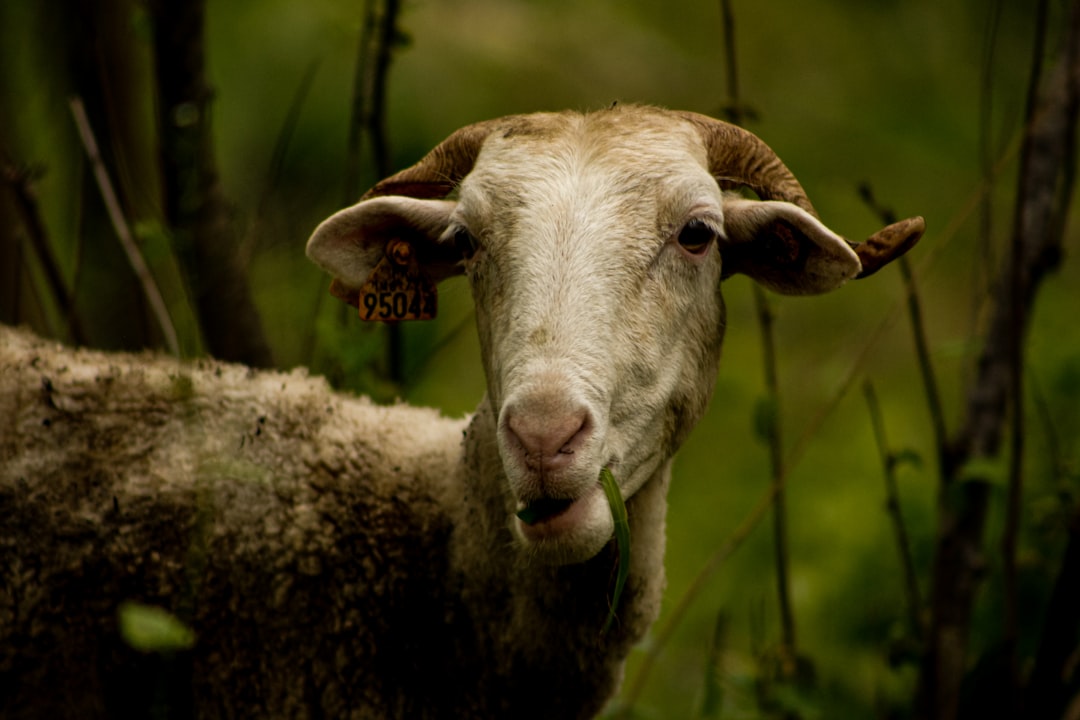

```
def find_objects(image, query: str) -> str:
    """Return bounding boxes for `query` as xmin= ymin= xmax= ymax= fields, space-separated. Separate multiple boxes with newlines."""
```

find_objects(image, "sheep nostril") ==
xmin=505 ymin=408 xmax=591 ymax=472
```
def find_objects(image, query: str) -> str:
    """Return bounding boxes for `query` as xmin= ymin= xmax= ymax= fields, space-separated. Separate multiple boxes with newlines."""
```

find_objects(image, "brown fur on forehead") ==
xmin=459 ymin=105 xmax=714 ymax=231
xmin=480 ymin=107 xmax=706 ymax=176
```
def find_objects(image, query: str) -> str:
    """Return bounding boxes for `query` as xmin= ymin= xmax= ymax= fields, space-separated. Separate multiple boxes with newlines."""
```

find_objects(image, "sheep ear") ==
xmin=719 ymin=197 xmax=861 ymax=295
xmin=306 ymin=196 xmax=461 ymax=293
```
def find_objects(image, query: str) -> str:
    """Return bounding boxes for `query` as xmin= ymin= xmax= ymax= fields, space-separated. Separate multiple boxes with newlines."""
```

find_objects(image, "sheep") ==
xmin=0 ymin=104 xmax=924 ymax=719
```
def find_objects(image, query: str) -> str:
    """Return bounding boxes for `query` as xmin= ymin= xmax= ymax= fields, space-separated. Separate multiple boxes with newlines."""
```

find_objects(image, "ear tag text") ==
xmin=355 ymin=240 xmax=437 ymax=322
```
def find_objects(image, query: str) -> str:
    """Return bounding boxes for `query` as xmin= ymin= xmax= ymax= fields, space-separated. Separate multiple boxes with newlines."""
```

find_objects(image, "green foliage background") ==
xmin=2 ymin=0 xmax=1078 ymax=716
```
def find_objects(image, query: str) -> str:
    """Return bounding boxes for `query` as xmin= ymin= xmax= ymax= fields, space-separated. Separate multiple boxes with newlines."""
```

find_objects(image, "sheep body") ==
xmin=0 ymin=324 xmax=657 ymax=718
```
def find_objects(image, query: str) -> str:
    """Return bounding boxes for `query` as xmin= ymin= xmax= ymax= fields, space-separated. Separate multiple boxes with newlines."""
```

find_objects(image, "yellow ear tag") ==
xmin=355 ymin=240 xmax=437 ymax=321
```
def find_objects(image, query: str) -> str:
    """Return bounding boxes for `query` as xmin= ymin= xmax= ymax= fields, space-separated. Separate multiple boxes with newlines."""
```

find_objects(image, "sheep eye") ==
xmin=454 ymin=227 xmax=480 ymax=260
xmin=676 ymin=218 xmax=716 ymax=255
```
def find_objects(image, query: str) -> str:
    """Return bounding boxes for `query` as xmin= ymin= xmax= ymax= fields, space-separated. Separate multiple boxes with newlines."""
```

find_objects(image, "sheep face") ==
xmin=307 ymin=106 xmax=896 ymax=566
xmin=452 ymin=113 xmax=727 ymax=564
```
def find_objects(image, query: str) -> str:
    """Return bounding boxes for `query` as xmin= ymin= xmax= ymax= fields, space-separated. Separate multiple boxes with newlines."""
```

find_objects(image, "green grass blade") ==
xmin=600 ymin=466 xmax=631 ymax=635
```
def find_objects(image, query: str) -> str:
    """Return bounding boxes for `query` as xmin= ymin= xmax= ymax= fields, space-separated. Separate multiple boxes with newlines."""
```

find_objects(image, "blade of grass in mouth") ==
xmin=600 ymin=467 xmax=630 ymax=636
xmin=516 ymin=497 xmax=574 ymax=525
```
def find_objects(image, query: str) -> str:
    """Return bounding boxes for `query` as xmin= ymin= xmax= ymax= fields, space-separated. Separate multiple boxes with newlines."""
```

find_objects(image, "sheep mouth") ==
xmin=512 ymin=484 xmax=609 ymax=559
xmin=515 ymin=497 xmax=574 ymax=526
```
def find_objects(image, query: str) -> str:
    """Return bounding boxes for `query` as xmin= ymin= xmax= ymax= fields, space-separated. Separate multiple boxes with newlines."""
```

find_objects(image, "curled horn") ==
xmin=675 ymin=111 xmax=817 ymax=214
xmin=361 ymin=117 xmax=514 ymax=200
xmin=676 ymin=111 xmax=924 ymax=277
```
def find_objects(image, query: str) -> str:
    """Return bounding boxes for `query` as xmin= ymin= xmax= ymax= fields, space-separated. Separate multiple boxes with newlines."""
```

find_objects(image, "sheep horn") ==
xmin=678 ymin=111 xmax=924 ymax=273
xmin=675 ymin=111 xmax=817 ymax=215
xmin=362 ymin=118 xmax=511 ymax=200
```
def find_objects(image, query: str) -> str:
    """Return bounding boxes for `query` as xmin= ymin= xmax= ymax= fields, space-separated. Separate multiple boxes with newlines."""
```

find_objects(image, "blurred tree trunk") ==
xmin=149 ymin=0 xmax=273 ymax=367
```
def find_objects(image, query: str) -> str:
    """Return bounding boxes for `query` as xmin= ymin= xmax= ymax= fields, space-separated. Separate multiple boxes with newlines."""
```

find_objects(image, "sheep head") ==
xmin=307 ymin=105 xmax=923 ymax=565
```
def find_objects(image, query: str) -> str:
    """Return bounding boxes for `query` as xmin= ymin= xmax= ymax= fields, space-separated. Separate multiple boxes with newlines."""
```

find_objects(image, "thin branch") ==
xmin=2 ymin=156 xmax=87 ymax=345
xmin=752 ymin=285 xmax=798 ymax=672
xmin=69 ymin=98 xmax=179 ymax=355
xmin=344 ymin=0 xmax=400 ymax=194
xmin=1000 ymin=0 xmax=1051 ymax=697
xmin=369 ymin=0 xmax=399 ymax=180
xmin=1000 ymin=162 xmax=1027 ymax=720
xmin=343 ymin=0 xmax=406 ymax=384
xmin=863 ymin=380 xmax=923 ymax=637
xmin=899 ymin=256 xmax=950 ymax=472
xmin=858 ymin=183 xmax=949 ymax=476
xmin=371 ymin=0 xmax=405 ymax=383
xmin=343 ymin=0 xmax=378 ymax=205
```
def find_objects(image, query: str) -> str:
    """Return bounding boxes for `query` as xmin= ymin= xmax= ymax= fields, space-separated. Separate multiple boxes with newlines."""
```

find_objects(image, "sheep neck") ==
xmin=448 ymin=394 xmax=670 ymax=713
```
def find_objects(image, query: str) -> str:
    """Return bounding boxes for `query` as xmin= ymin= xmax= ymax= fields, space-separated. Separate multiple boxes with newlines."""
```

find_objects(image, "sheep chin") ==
xmin=512 ymin=484 xmax=613 ymax=566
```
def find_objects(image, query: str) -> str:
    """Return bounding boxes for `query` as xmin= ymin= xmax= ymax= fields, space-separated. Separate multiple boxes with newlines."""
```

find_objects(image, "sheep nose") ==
xmin=504 ymin=407 xmax=591 ymax=474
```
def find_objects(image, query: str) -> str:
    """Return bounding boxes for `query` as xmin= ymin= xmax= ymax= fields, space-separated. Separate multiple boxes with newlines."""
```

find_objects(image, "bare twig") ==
xmin=999 ymin=0 xmax=1048 ymax=699
xmin=344 ymin=0 xmax=378 ymax=205
xmin=752 ymin=285 xmax=798 ymax=673
xmin=69 ymin=97 xmax=179 ymax=355
xmin=344 ymin=0 xmax=400 ymax=192
xmin=863 ymin=380 xmax=923 ymax=637
xmin=342 ymin=0 xmax=406 ymax=384
xmin=372 ymin=0 xmax=404 ymax=383
xmin=2 ymin=156 xmax=87 ymax=344
xmin=899 ymin=256 xmax=950 ymax=469
xmin=858 ymin=183 xmax=949 ymax=476
xmin=369 ymin=0 xmax=399 ymax=181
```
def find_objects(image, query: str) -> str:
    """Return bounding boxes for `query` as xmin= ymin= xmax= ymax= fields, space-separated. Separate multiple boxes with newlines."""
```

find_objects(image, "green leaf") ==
xmin=600 ymin=467 xmax=630 ymax=635
xmin=118 ymin=601 xmax=195 ymax=653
